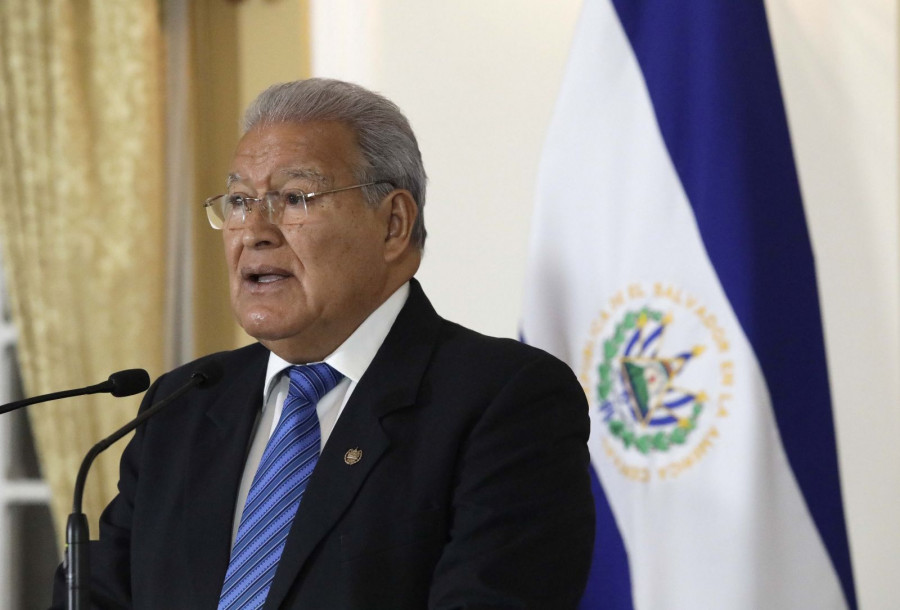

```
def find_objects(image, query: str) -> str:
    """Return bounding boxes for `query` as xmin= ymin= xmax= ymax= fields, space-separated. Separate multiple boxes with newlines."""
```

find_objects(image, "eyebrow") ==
xmin=226 ymin=173 xmax=242 ymax=189
xmin=225 ymin=168 xmax=330 ymax=190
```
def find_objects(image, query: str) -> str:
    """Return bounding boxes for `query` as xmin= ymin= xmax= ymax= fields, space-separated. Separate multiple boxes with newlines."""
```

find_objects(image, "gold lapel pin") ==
xmin=344 ymin=448 xmax=363 ymax=465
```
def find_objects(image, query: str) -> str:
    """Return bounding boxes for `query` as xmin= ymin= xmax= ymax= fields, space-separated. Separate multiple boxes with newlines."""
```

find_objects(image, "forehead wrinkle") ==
xmin=277 ymin=167 xmax=330 ymax=187
xmin=225 ymin=167 xmax=330 ymax=192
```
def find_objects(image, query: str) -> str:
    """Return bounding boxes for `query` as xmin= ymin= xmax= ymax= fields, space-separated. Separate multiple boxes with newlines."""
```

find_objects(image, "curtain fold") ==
xmin=0 ymin=0 xmax=165 ymax=542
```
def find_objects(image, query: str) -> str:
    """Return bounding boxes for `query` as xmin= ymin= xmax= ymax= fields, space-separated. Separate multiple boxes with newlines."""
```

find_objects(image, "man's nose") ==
xmin=240 ymin=201 xmax=283 ymax=247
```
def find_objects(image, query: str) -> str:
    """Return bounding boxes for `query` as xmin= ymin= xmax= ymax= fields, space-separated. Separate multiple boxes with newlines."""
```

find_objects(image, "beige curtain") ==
xmin=0 ymin=0 xmax=165 ymax=542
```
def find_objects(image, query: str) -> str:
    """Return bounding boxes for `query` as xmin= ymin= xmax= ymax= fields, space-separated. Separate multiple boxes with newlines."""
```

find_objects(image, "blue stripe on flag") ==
xmin=579 ymin=466 xmax=634 ymax=610
xmin=608 ymin=1 xmax=857 ymax=607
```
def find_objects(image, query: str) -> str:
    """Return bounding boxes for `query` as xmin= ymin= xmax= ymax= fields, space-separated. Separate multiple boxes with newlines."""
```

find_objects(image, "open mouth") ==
xmin=243 ymin=267 xmax=292 ymax=285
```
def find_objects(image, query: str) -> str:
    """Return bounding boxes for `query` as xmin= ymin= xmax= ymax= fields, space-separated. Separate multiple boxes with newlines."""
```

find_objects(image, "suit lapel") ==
xmin=264 ymin=280 xmax=444 ymax=608
xmin=184 ymin=345 xmax=268 ymax=606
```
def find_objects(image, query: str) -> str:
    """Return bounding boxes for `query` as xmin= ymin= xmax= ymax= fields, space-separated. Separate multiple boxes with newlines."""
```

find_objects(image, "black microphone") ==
xmin=0 ymin=369 xmax=150 ymax=416
xmin=65 ymin=360 xmax=223 ymax=610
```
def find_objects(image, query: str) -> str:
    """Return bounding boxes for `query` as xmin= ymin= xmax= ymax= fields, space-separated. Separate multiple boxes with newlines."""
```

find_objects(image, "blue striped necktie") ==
xmin=218 ymin=362 xmax=343 ymax=609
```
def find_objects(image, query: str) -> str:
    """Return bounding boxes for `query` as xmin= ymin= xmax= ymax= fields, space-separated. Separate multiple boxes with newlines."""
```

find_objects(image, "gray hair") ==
xmin=242 ymin=78 xmax=428 ymax=248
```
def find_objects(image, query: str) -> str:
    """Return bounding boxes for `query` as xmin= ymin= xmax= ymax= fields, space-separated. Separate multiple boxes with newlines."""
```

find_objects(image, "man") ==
xmin=53 ymin=78 xmax=594 ymax=609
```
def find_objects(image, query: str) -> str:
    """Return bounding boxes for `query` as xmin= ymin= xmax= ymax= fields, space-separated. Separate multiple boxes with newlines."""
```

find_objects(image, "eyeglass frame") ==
xmin=202 ymin=180 xmax=393 ymax=230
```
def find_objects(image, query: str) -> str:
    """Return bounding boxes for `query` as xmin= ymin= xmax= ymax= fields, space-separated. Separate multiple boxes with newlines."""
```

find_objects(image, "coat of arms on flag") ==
xmin=580 ymin=282 xmax=730 ymax=482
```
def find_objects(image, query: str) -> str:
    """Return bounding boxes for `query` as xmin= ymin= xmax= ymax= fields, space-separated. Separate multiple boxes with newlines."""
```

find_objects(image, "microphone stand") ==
xmin=65 ymin=365 xmax=219 ymax=609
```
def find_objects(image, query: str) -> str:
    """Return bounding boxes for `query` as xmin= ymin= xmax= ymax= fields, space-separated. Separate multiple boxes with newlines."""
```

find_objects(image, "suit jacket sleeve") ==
xmin=427 ymin=353 xmax=595 ymax=609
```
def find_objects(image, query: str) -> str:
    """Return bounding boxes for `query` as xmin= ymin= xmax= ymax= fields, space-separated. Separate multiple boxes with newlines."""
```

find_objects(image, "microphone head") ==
xmin=191 ymin=360 xmax=223 ymax=388
xmin=107 ymin=369 xmax=151 ymax=397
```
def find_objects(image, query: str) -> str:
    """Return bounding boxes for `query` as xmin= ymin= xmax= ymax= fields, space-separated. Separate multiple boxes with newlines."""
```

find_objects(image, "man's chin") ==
xmin=235 ymin=312 xmax=294 ymax=342
xmin=240 ymin=323 xmax=292 ymax=343
xmin=235 ymin=318 xmax=317 ymax=361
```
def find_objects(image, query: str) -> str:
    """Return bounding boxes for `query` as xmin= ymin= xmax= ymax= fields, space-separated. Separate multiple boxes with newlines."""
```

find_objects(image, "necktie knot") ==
xmin=287 ymin=362 xmax=343 ymax=405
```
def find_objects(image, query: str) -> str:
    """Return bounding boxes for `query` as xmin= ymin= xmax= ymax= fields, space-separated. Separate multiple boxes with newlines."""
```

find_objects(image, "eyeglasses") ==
xmin=202 ymin=181 xmax=391 ymax=230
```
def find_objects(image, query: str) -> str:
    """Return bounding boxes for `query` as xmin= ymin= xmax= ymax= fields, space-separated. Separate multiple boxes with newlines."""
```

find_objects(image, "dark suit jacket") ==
xmin=53 ymin=280 xmax=594 ymax=609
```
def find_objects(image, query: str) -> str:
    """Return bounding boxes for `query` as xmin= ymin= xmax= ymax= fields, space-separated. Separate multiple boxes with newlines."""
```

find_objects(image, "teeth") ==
xmin=256 ymin=274 xmax=284 ymax=283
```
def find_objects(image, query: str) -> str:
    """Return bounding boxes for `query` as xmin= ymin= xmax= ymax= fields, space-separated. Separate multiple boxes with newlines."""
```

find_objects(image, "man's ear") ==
xmin=383 ymin=189 xmax=418 ymax=262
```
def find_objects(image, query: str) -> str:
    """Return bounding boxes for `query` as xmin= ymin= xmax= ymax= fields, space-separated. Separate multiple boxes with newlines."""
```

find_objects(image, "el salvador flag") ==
xmin=521 ymin=1 xmax=857 ymax=608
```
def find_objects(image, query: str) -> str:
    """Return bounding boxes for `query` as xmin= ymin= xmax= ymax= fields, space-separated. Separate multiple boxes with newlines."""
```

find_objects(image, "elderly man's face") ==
xmin=224 ymin=120 xmax=394 ymax=362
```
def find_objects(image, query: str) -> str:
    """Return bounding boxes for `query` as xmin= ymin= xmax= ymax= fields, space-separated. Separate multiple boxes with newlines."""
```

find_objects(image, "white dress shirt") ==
xmin=230 ymin=282 xmax=410 ymax=542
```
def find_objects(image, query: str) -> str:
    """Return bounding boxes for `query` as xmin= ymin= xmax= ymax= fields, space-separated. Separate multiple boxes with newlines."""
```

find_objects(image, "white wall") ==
xmin=311 ymin=1 xmax=899 ymax=607
xmin=312 ymin=0 xmax=584 ymax=335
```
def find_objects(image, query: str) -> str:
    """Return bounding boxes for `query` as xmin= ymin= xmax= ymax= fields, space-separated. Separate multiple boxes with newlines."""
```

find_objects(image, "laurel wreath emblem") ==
xmin=597 ymin=307 xmax=706 ymax=454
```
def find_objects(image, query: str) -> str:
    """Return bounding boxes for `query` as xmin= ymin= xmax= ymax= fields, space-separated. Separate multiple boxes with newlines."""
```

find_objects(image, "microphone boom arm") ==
xmin=0 ymin=368 xmax=149 ymax=416
xmin=0 ymin=384 xmax=109 ymax=416
xmin=71 ymin=377 xmax=199 ymax=513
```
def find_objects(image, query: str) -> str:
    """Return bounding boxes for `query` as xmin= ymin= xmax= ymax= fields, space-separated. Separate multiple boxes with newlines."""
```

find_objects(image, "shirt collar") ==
xmin=262 ymin=281 xmax=410 ymax=401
